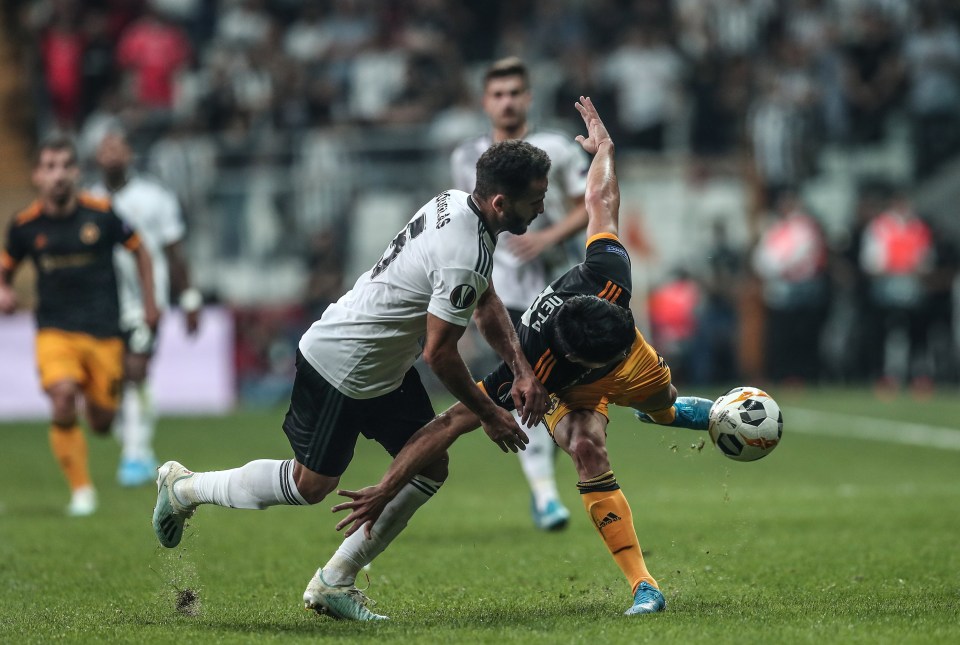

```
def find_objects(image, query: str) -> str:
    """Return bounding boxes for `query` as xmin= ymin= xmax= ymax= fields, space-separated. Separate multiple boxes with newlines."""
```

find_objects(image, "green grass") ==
xmin=2 ymin=387 xmax=960 ymax=644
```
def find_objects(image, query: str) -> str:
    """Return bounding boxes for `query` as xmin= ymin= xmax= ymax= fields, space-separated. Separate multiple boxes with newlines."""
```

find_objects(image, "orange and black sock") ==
xmin=49 ymin=423 xmax=91 ymax=491
xmin=578 ymin=470 xmax=657 ymax=593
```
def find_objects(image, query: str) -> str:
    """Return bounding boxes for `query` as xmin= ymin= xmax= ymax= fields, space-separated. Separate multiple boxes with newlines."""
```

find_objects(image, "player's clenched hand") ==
xmin=480 ymin=406 xmax=529 ymax=453
xmin=0 ymin=284 xmax=17 ymax=314
xmin=511 ymin=369 xmax=549 ymax=428
xmin=574 ymin=96 xmax=613 ymax=155
xmin=332 ymin=486 xmax=391 ymax=539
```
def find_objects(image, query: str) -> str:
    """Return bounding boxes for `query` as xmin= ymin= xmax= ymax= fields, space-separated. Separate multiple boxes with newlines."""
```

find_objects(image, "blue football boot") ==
xmin=531 ymin=496 xmax=570 ymax=531
xmin=624 ymin=581 xmax=666 ymax=615
xmin=634 ymin=396 xmax=713 ymax=431
xmin=118 ymin=456 xmax=159 ymax=487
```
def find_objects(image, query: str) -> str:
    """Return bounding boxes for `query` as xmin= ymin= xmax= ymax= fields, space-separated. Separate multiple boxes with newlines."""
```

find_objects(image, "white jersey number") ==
xmin=372 ymin=213 xmax=427 ymax=278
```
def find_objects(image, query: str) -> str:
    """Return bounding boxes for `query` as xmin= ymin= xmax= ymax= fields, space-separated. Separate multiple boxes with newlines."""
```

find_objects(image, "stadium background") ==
xmin=2 ymin=0 xmax=959 ymax=414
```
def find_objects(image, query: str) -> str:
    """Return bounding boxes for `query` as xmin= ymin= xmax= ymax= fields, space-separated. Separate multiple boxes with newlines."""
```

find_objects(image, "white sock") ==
xmin=516 ymin=416 xmax=560 ymax=512
xmin=322 ymin=475 xmax=442 ymax=586
xmin=120 ymin=381 xmax=155 ymax=461
xmin=175 ymin=459 xmax=308 ymax=509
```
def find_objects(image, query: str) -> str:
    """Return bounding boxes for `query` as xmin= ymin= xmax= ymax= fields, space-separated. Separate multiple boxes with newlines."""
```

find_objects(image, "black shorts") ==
xmin=281 ymin=351 xmax=436 ymax=476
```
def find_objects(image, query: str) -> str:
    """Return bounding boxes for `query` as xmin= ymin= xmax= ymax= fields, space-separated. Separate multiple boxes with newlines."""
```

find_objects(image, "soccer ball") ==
xmin=707 ymin=387 xmax=783 ymax=462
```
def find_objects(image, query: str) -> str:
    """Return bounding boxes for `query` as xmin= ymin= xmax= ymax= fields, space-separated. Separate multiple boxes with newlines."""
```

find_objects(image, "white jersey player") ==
xmin=300 ymin=189 xmax=498 ymax=398
xmin=152 ymin=140 xmax=552 ymax=621
xmin=452 ymin=132 xmax=588 ymax=311
xmin=91 ymin=131 xmax=201 ymax=487
xmin=451 ymin=57 xmax=589 ymax=531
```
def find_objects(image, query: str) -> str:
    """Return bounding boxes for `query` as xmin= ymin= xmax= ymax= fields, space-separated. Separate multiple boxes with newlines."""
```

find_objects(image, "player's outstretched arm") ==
xmin=472 ymin=283 xmax=548 ymax=427
xmin=423 ymin=312 xmax=531 ymax=451
xmin=165 ymin=240 xmax=201 ymax=335
xmin=333 ymin=403 xmax=480 ymax=538
xmin=131 ymin=242 xmax=160 ymax=329
xmin=574 ymin=96 xmax=619 ymax=240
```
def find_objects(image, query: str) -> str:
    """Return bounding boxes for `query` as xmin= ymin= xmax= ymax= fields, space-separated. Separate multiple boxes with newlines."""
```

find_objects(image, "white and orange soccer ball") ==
xmin=708 ymin=387 xmax=783 ymax=462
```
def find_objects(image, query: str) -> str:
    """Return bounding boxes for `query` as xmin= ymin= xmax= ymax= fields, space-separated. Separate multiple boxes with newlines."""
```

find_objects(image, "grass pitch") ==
xmin=2 ymin=387 xmax=959 ymax=644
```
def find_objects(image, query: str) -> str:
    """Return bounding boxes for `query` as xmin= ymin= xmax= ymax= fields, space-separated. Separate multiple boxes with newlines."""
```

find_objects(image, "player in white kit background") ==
xmin=152 ymin=140 xmax=552 ymax=621
xmin=90 ymin=131 xmax=202 ymax=487
xmin=451 ymin=57 xmax=590 ymax=531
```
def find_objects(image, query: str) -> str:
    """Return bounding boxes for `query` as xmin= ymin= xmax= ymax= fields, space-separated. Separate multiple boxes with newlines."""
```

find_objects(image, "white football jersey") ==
xmin=300 ymin=190 xmax=496 ymax=399
xmin=450 ymin=129 xmax=588 ymax=310
xmin=89 ymin=176 xmax=185 ymax=329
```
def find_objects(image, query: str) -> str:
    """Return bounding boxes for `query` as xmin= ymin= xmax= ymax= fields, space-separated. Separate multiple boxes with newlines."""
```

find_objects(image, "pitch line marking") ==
xmin=783 ymin=407 xmax=960 ymax=451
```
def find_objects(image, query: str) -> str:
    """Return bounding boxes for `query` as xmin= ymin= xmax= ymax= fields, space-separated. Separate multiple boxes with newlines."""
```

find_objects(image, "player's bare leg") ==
xmin=86 ymin=401 xmax=117 ymax=436
xmin=307 ymin=454 xmax=448 ymax=621
xmin=47 ymin=380 xmax=96 ymax=516
xmin=117 ymin=350 xmax=157 ymax=486
xmin=153 ymin=457 xmax=315 ymax=548
xmin=516 ymin=415 xmax=570 ymax=531
xmin=552 ymin=410 xmax=665 ymax=615
xmin=633 ymin=383 xmax=712 ymax=431
xmin=152 ymin=455 xmax=391 ymax=618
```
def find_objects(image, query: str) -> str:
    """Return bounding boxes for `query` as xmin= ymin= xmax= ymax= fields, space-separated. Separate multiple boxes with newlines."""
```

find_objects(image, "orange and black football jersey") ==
xmin=481 ymin=232 xmax=633 ymax=407
xmin=1 ymin=193 xmax=141 ymax=338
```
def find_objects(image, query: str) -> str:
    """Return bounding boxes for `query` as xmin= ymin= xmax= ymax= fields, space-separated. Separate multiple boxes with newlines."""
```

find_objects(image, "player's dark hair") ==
xmin=474 ymin=140 xmax=550 ymax=200
xmin=552 ymin=295 xmax=635 ymax=364
xmin=35 ymin=133 xmax=78 ymax=166
xmin=483 ymin=56 xmax=529 ymax=89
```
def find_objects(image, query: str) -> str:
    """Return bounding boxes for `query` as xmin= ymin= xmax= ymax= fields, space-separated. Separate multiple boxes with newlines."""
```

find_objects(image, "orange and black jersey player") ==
xmin=481 ymin=231 xmax=631 ymax=402
xmin=1 ymin=193 xmax=142 ymax=339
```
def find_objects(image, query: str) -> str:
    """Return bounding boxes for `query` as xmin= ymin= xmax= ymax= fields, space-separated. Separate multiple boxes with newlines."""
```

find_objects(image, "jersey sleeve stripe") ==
xmin=474 ymin=220 xmax=492 ymax=275
xmin=475 ymin=221 xmax=483 ymax=272
xmin=535 ymin=355 xmax=555 ymax=381
xmin=77 ymin=192 xmax=111 ymax=212
xmin=14 ymin=201 xmax=42 ymax=225
xmin=533 ymin=349 xmax=553 ymax=373
xmin=598 ymin=281 xmax=614 ymax=299
xmin=0 ymin=250 xmax=16 ymax=271
xmin=539 ymin=356 xmax=558 ymax=383
xmin=586 ymin=232 xmax=620 ymax=247
xmin=533 ymin=358 xmax=553 ymax=378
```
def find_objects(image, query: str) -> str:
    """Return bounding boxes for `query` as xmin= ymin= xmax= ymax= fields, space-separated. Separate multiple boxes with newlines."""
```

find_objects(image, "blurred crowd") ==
xmin=650 ymin=183 xmax=958 ymax=394
xmin=5 ymin=0 xmax=960 ymax=395
xmin=10 ymin=0 xmax=960 ymax=178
